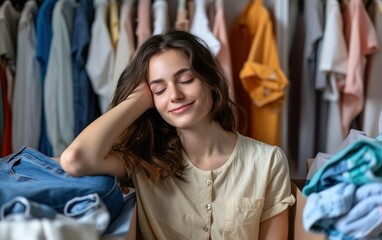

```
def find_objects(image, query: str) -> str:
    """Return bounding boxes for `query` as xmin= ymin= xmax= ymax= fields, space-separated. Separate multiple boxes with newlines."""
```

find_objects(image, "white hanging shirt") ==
xmin=152 ymin=0 xmax=170 ymax=35
xmin=86 ymin=0 xmax=115 ymax=113
xmin=190 ymin=0 xmax=220 ymax=55
xmin=44 ymin=0 xmax=77 ymax=156
xmin=12 ymin=0 xmax=41 ymax=151
xmin=319 ymin=0 xmax=348 ymax=153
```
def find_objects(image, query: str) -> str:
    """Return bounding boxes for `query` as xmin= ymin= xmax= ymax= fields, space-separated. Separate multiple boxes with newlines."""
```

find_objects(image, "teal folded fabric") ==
xmin=303 ymin=139 xmax=382 ymax=196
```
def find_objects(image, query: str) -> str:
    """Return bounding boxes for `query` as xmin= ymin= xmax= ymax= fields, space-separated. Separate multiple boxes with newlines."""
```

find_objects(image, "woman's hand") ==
xmin=129 ymin=81 xmax=154 ymax=110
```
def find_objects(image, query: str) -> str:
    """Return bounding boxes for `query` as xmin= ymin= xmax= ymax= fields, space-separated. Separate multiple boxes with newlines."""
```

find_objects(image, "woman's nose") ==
xmin=170 ymin=85 xmax=184 ymax=102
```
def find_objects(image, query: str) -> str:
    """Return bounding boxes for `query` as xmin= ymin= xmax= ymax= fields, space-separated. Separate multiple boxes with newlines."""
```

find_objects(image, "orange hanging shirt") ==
xmin=231 ymin=1 xmax=288 ymax=146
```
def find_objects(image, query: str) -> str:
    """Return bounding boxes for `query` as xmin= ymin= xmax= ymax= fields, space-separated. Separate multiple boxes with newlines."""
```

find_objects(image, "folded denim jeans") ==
xmin=1 ymin=196 xmax=57 ymax=220
xmin=0 ymin=147 xmax=124 ymax=224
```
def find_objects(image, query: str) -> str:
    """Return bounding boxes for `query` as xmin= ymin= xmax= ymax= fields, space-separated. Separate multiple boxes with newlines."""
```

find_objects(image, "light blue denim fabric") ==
xmin=303 ymin=182 xmax=356 ymax=234
xmin=1 ymin=194 xmax=112 ymax=233
xmin=0 ymin=147 xmax=124 ymax=224
xmin=335 ymin=184 xmax=382 ymax=239
xmin=64 ymin=193 xmax=110 ymax=233
xmin=0 ymin=196 xmax=57 ymax=220
xmin=104 ymin=189 xmax=136 ymax=236
xmin=303 ymin=139 xmax=382 ymax=196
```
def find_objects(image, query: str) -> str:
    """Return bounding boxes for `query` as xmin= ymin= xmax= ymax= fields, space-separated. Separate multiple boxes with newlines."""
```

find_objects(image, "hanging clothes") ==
xmin=152 ymin=0 xmax=170 ymax=35
xmin=231 ymin=1 xmax=261 ymax=142
xmin=0 ymin=66 xmax=11 ymax=156
xmin=44 ymin=0 xmax=77 ymax=156
xmin=0 ymin=65 xmax=5 ymax=153
xmin=112 ymin=0 xmax=136 ymax=94
xmin=175 ymin=0 xmax=189 ymax=30
xmin=363 ymin=0 xmax=382 ymax=138
xmin=0 ymin=0 xmax=20 ymax=156
xmin=0 ymin=0 xmax=20 ymax=105
xmin=213 ymin=0 xmax=234 ymax=103
xmin=86 ymin=0 xmax=114 ymax=113
xmin=12 ymin=0 xmax=41 ymax=151
xmin=136 ymin=0 xmax=152 ymax=48
xmin=319 ymin=0 xmax=348 ymax=154
xmin=340 ymin=0 xmax=378 ymax=136
xmin=190 ymin=0 xmax=220 ymax=55
xmin=187 ymin=0 xmax=194 ymax=27
xmin=71 ymin=0 xmax=100 ymax=137
xmin=109 ymin=0 xmax=119 ymax=50
xmin=231 ymin=0 xmax=288 ymax=146
xmin=287 ymin=0 xmax=305 ymax=172
xmin=36 ymin=0 xmax=56 ymax=156
xmin=296 ymin=0 xmax=324 ymax=177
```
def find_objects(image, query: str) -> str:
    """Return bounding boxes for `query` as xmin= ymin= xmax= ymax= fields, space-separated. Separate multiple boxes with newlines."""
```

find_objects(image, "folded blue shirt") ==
xmin=303 ymin=183 xmax=356 ymax=234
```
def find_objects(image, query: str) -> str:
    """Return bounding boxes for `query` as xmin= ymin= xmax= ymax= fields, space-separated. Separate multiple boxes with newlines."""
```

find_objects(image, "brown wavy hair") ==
xmin=110 ymin=30 xmax=237 ymax=183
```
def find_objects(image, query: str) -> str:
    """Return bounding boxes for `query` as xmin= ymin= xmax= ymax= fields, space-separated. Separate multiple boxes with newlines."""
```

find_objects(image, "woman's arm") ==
xmin=60 ymin=82 xmax=153 ymax=178
xmin=259 ymin=209 xmax=289 ymax=240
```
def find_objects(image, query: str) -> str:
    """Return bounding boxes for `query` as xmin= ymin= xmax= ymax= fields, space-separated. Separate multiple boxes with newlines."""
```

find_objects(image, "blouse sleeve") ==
xmin=260 ymin=147 xmax=296 ymax=222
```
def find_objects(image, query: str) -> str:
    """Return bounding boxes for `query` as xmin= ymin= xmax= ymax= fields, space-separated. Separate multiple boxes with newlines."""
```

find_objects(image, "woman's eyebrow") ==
xmin=149 ymin=68 xmax=192 ymax=86
xmin=173 ymin=68 xmax=192 ymax=78
xmin=149 ymin=79 xmax=164 ymax=86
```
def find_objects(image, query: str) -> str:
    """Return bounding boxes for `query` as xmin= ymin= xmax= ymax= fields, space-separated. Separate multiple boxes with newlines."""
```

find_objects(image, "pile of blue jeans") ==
xmin=0 ymin=147 xmax=124 ymax=230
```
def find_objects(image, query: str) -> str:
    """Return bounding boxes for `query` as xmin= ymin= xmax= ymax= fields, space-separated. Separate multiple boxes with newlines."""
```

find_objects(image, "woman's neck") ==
xmin=178 ymin=122 xmax=237 ymax=170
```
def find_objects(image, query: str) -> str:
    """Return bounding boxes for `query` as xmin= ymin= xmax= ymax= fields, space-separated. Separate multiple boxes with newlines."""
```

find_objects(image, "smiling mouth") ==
xmin=169 ymin=102 xmax=195 ymax=113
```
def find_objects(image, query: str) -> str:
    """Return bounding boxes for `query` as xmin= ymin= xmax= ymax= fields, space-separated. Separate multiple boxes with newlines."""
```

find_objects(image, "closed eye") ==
xmin=154 ymin=88 xmax=166 ymax=95
xmin=179 ymin=78 xmax=194 ymax=85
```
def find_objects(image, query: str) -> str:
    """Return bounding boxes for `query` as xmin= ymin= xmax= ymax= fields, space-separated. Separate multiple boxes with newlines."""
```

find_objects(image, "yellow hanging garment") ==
xmin=235 ymin=0 xmax=288 ymax=146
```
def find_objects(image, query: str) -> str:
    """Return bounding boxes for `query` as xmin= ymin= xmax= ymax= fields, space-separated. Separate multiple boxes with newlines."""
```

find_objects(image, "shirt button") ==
xmin=205 ymin=179 xmax=212 ymax=185
xmin=203 ymin=226 xmax=209 ymax=232
xmin=206 ymin=204 xmax=212 ymax=210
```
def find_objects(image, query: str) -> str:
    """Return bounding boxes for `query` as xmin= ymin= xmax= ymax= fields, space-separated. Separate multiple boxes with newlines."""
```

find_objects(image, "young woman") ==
xmin=60 ymin=30 xmax=295 ymax=239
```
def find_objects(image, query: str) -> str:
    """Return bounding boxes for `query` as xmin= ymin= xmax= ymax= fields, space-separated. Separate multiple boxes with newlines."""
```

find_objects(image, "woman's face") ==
xmin=147 ymin=50 xmax=213 ymax=129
